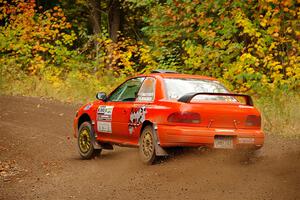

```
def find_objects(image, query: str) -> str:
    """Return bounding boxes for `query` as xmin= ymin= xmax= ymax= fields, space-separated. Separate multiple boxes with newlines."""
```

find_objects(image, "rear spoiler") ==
xmin=178 ymin=92 xmax=254 ymax=106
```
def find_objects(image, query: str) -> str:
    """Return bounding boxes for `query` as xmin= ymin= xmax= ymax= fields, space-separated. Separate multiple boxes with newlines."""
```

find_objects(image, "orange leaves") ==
xmin=33 ymin=44 xmax=48 ymax=52
xmin=0 ymin=0 xmax=78 ymax=75
xmin=89 ymin=34 xmax=157 ymax=75
xmin=281 ymin=0 xmax=293 ymax=7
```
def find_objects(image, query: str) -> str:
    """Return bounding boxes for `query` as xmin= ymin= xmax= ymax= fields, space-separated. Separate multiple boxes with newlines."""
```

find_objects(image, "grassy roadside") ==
xmin=1 ymin=74 xmax=299 ymax=138
xmin=256 ymin=91 xmax=300 ymax=138
xmin=0 ymin=71 xmax=125 ymax=104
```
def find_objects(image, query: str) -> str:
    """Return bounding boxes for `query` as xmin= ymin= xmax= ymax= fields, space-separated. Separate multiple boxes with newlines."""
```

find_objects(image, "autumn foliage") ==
xmin=0 ymin=0 xmax=299 ymax=98
xmin=143 ymin=0 xmax=299 ymax=92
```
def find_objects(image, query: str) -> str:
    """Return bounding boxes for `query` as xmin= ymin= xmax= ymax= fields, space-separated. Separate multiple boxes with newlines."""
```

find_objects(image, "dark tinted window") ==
xmin=108 ymin=77 xmax=145 ymax=102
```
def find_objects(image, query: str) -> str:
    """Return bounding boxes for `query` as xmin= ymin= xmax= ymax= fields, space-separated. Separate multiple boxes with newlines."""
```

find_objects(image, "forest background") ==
xmin=0 ymin=0 xmax=299 ymax=136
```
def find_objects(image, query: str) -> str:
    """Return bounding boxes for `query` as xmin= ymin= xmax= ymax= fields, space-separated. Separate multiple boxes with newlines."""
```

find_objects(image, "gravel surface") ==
xmin=0 ymin=95 xmax=299 ymax=200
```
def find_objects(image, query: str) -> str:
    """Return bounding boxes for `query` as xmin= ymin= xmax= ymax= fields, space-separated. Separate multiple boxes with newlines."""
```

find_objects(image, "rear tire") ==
xmin=78 ymin=122 xmax=101 ymax=159
xmin=139 ymin=125 xmax=157 ymax=165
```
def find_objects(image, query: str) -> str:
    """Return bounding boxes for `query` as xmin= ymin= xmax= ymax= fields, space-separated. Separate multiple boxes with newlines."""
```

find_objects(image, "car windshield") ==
xmin=164 ymin=78 xmax=237 ymax=102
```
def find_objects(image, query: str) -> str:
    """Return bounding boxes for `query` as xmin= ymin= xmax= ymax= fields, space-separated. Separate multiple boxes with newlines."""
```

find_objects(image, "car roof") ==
xmin=139 ymin=73 xmax=217 ymax=81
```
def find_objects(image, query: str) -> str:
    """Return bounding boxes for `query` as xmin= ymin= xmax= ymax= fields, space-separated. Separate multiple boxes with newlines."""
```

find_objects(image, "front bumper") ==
xmin=157 ymin=124 xmax=264 ymax=149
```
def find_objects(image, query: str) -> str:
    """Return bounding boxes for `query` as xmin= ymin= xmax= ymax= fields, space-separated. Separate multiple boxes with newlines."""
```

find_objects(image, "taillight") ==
xmin=245 ymin=115 xmax=261 ymax=127
xmin=168 ymin=112 xmax=201 ymax=123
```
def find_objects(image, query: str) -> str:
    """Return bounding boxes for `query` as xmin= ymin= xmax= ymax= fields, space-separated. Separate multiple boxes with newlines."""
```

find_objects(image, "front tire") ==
xmin=139 ymin=125 xmax=157 ymax=165
xmin=78 ymin=122 xmax=101 ymax=159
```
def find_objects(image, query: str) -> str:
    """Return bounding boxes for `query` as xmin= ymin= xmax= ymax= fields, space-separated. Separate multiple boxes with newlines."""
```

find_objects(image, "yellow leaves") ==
xmin=271 ymin=72 xmax=283 ymax=80
xmin=235 ymin=11 xmax=261 ymax=38
xmin=286 ymin=67 xmax=293 ymax=77
xmin=27 ymin=55 xmax=45 ymax=75
xmin=273 ymin=32 xmax=279 ymax=37
xmin=274 ymin=64 xmax=283 ymax=70
xmin=286 ymin=27 xmax=292 ymax=34
xmin=261 ymin=75 xmax=268 ymax=84
xmin=211 ymin=40 xmax=231 ymax=49
xmin=260 ymin=19 xmax=268 ymax=27
xmin=240 ymin=53 xmax=258 ymax=62
xmin=61 ymin=32 xmax=76 ymax=45
xmin=45 ymin=12 xmax=51 ymax=18
xmin=268 ymin=42 xmax=277 ymax=51
xmin=51 ymin=24 xmax=60 ymax=29
xmin=267 ymin=61 xmax=281 ymax=69
xmin=246 ymin=67 xmax=255 ymax=74
xmin=265 ymin=0 xmax=279 ymax=3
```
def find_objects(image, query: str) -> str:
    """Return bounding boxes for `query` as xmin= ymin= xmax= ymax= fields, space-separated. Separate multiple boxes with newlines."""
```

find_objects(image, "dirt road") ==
xmin=0 ymin=95 xmax=299 ymax=200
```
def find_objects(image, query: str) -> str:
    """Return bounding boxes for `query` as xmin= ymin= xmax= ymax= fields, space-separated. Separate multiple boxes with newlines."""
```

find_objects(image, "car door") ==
xmin=102 ymin=77 xmax=145 ymax=144
xmin=129 ymin=77 xmax=156 ymax=144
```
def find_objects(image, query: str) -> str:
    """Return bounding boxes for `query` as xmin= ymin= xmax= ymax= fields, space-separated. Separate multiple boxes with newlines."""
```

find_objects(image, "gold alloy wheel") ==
xmin=79 ymin=129 xmax=91 ymax=153
xmin=142 ymin=130 xmax=154 ymax=158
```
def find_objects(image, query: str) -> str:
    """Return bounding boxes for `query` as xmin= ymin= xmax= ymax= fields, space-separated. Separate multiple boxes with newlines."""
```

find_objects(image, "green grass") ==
xmin=256 ymin=91 xmax=300 ymax=138
xmin=0 ymin=71 xmax=124 ymax=104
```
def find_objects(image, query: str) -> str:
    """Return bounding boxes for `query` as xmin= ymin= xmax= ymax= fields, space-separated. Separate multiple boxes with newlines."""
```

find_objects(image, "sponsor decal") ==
xmin=97 ymin=106 xmax=114 ymax=121
xmin=97 ymin=114 xmax=111 ymax=121
xmin=97 ymin=106 xmax=114 ymax=133
xmin=137 ymin=92 xmax=154 ymax=102
xmin=83 ymin=103 xmax=93 ymax=111
xmin=97 ymin=121 xmax=112 ymax=133
xmin=129 ymin=106 xmax=147 ymax=134
xmin=98 ymin=106 xmax=113 ymax=115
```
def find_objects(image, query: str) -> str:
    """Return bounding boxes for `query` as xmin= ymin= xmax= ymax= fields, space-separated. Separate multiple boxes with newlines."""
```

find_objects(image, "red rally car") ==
xmin=73 ymin=70 xmax=264 ymax=164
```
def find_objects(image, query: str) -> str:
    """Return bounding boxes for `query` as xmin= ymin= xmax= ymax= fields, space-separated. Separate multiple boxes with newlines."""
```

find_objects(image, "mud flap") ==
xmin=91 ymin=136 xmax=102 ymax=149
xmin=91 ymin=121 xmax=102 ymax=149
xmin=152 ymin=123 xmax=168 ymax=156
xmin=92 ymin=138 xmax=113 ymax=150
xmin=92 ymin=140 xmax=102 ymax=149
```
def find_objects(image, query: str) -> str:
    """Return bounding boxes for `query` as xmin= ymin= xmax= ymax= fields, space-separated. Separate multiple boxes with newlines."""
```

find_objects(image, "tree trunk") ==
xmin=109 ymin=0 xmax=120 ymax=42
xmin=88 ymin=0 xmax=101 ymax=34
xmin=88 ymin=0 xmax=102 ymax=69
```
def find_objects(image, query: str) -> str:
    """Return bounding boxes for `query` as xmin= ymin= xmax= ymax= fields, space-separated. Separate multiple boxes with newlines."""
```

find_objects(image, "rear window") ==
xmin=164 ymin=78 xmax=237 ymax=102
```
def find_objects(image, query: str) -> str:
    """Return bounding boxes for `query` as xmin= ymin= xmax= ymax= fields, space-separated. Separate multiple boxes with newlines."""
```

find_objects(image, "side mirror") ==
xmin=96 ymin=92 xmax=107 ymax=101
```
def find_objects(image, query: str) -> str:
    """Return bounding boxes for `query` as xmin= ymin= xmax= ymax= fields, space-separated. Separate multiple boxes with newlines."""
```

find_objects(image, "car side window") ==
xmin=108 ymin=77 xmax=145 ymax=102
xmin=136 ymin=77 xmax=156 ymax=102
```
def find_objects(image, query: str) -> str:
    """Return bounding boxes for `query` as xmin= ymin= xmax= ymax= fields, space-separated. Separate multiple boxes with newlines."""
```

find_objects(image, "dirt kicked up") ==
xmin=0 ymin=95 xmax=299 ymax=200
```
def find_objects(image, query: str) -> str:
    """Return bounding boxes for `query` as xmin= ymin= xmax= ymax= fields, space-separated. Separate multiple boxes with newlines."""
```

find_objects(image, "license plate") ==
xmin=214 ymin=136 xmax=233 ymax=149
